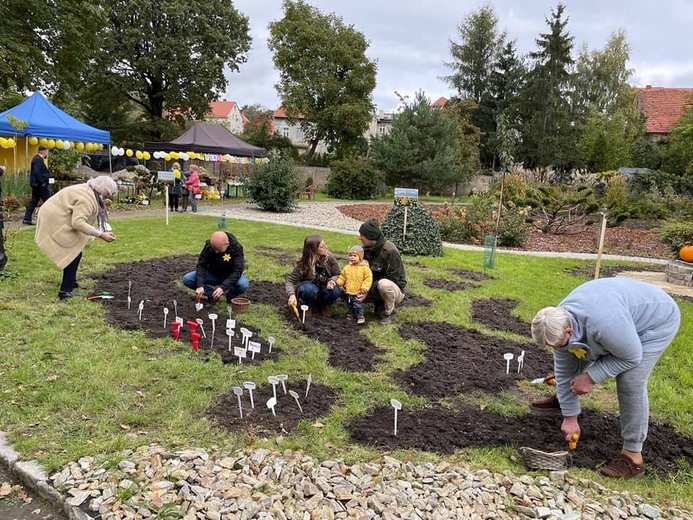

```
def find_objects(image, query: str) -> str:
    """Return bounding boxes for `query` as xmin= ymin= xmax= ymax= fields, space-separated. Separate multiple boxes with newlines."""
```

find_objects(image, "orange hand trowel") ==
xmin=568 ymin=433 xmax=579 ymax=450
xmin=291 ymin=301 xmax=300 ymax=321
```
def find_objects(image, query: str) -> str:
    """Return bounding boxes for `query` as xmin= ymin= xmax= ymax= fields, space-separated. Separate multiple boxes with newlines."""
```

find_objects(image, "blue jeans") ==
xmin=296 ymin=282 xmax=341 ymax=307
xmin=182 ymin=270 xmax=248 ymax=300
xmin=189 ymin=192 xmax=198 ymax=213
xmin=347 ymin=294 xmax=364 ymax=317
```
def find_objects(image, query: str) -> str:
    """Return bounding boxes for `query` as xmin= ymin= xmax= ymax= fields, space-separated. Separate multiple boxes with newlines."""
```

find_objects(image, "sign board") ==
xmin=116 ymin=180 xmax=135 ymax=187
xmin=394 ymin=188 xmax=419 ymax=199
xmin=157 ymin=170 xmax=175 ymax=181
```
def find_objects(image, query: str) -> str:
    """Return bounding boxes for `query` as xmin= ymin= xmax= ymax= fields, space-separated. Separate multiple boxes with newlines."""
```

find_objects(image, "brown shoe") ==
xmin=319 ymin=305 xmax=331 ymax=317
xmin=356 ymin=316 xmax=365 ymax=325
xmin=600 ymin=453 xmax=645 ymax=479
xmin=530 ymin=394 xmax=561 ymax=413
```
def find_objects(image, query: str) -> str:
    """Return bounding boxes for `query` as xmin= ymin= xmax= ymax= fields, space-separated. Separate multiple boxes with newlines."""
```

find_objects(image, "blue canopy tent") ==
xmin=0 ymin=92 xmax=110 ymax=170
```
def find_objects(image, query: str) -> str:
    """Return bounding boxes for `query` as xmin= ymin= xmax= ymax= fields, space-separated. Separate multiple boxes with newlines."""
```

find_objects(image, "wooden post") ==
xmin=594 ymin=211 xmax=607 ymax=279
xmin=403 ymin=206 xmax=408 ymax=242
xmin=165 ymin=189 xmax=169 ymax=226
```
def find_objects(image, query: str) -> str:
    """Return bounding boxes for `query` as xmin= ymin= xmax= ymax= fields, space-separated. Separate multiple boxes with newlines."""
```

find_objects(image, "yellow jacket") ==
xmin=336 ymin=261 xmax=373 ymax=295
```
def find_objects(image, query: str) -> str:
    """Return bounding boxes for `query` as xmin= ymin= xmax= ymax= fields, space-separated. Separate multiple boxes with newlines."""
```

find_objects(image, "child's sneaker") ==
xmin=346 ymin=314 xmax=354 ymax=321
xmin=356 ymin=316 xmax=365 ymax=325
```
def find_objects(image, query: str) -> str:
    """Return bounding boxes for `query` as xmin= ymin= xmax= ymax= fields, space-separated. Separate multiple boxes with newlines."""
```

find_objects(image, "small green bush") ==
xmin=496 ymin=205 xmax=530 ymax=247
xmin=326 ymin=158 xmax=382 ymax=200
xmin=381 ymin=201 xmax=443 ymax=256
xmin=245 ymin=155 xmax=301 ymax=212
xmin=660 ymin=222 xmax=693 ymax=255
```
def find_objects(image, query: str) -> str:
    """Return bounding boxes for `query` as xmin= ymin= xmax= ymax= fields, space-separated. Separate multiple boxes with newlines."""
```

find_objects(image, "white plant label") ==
xmin=234 ymin=346 xmax=247 ymax=364
xmin=127 ymin=281 xmax=132 ymax=310
xmin=517 ymin=350 xmax=525 ymax=373
xmin=227 ymin=305 xmax=232 ymax=320
xmin=240 ymin=327 xmax=251 ymax=348
xmin=300 ymin=304 xmax=309 ymax=324
xmin=172 ymin=299 xmax=178 ymax=318
xmin=390 ymin=399 xmax=402 ymax=436
xmin=276 ymin=374 xmax=288 ymax=394
xmin=226 ymin=318 xmax=236 ymax=330
xmin=196 ymin=318 xmax=206 ymax=338
xmin=163 ymin=307 xmax=169 ymax=329
xmin=243 ymin=381 xmax=256 ymax=408
xmin=248 ymin=341 xmax=261 ymax=359
xmin=267 ymin=336 xmax=275 ymax=353
xmin=138 ymin=300 xmax=144 ymax=321
xmin=289 ymin=390 xmax=303 ymax=413
xmin=208 ymin=313 xmax=217 ymax=348
xmin=305 ymin=373 xmax=312 ymax=398
xmin=266 ymin=396 xmax=277 ymax=417
xmin=268 ymin=376 xmax=280 ymax=400
xmin=503 ymin=353 xmax=514 ymax=374
xmin=232 ymin=386 xmax=243 ymax=418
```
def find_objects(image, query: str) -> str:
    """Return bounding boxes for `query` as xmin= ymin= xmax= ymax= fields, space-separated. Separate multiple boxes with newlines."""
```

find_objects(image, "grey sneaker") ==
xmin=380 ymin=312 xmax=395 ymax=325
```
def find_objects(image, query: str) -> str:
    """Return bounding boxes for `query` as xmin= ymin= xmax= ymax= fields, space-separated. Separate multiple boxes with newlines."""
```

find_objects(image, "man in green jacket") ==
xmin=357 ymin=218 xmax=406 ymax=324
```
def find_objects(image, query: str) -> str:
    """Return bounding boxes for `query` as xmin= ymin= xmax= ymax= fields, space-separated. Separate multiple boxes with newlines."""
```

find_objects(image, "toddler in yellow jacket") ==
xmin=336 ymin=245 xmax=373 ymax=324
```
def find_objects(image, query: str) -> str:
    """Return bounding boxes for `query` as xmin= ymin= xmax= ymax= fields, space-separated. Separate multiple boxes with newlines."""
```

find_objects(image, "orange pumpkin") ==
xmin=679 ymin=245 xmax=693 ymax=263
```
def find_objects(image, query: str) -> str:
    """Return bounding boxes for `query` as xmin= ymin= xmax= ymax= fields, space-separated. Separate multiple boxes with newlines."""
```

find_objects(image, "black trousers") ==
xmin=60 ymin=252 xmax=82 ymax=293
xmin=23 ymin=185 xmax=51 ymax=222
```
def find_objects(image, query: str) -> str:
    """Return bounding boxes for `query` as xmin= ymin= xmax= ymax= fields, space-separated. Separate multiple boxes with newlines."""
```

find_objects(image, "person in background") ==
xmin=180 ymin=170 xmax=189 ymax=212
xmin=357 ymin=218 xmax=406 ymax=324
xmin=185 ymin=165 xmax=201 ymax=213
xmin=23 ymin=146 xmax=52 ymax=225
xmin=530 ymin=277 xmax=680 ymax=479
xmin=169 ymin=162 xmax=182 ymax=212
xmin=182 ymin=231 xmax=249 ymax=302
xmin=34 ymin=176 xmax=118 ymax=300
xmin=336 ymin=245 xmax=372 ymax=324
xmin=285 ymin=234 xmax=342 ymax=316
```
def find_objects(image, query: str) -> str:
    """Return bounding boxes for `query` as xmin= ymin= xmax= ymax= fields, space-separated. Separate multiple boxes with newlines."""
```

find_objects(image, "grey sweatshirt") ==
xmin=553 ymin=277 xmax=680 ymax=417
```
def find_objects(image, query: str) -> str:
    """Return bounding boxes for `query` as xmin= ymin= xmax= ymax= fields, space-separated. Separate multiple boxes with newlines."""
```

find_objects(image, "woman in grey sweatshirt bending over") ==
xmin=531 ymin=277 xmax=680 ymax=479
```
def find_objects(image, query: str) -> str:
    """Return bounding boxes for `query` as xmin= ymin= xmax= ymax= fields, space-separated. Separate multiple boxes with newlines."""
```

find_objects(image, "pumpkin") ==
xmin=679 ymin=245 xmax=693 ymax=263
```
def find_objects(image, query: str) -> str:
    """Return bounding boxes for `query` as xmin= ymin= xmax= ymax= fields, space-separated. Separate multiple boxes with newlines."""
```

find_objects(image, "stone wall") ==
xmin=665 ymin=259 xmax=693 ymax=287
xmin=297 ymin=166 xmax=331 ymax=189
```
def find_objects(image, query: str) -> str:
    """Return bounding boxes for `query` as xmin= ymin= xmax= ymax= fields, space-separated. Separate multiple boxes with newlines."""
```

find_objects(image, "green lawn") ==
xmin=1 ymin=214 xmax=691 ymax=508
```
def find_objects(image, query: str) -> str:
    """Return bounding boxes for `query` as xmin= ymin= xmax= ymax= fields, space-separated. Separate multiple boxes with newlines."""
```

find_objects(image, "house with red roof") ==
xmin=206 ymin=100 xmax=247 ymax=134
xmin=638 ymin=86 xmax=693 ymax=137
xmin=272 ymin=107 xmax=328 ymax=155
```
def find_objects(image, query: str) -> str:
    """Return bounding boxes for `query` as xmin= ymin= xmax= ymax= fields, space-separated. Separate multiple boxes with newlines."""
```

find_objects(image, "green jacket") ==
xmin=363 ymin=236 xmax=406 ymax=293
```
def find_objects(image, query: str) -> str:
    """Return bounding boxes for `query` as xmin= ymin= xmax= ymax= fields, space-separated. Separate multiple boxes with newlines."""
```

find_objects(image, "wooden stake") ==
xmin=594 ymin=211 xmax=607 ymax=279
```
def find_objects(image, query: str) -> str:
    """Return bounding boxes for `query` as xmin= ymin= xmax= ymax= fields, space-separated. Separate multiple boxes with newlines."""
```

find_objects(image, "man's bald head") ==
xmin=210 ymin=231 xmax=230 ymax=253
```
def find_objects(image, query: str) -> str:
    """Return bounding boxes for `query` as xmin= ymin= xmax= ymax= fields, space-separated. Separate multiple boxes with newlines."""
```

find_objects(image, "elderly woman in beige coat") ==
xmin=35 ymin=176 xmax=118 ymax=300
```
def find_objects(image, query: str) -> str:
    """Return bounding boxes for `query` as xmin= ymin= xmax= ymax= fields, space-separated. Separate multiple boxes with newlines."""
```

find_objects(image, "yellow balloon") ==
xmin=135 ymin=150 xmax=143 ymax=160
xmin=29 ymin=136 xmax=38 ymax=145
xmin=164 ymin=154 xmax=172 ymax=161
xmin=55 ymin=140 xmax=64 ymax=148
xmin=98 ymin=144 xmax=104 ymax=150
xmin=143 ymin=151 xmax=151 ymax=160
xmin=0 ymin=138 xmax=7 ymax=148
xmin=39 ymin=138 xmax=48 ymax=146
xmin=76 ymin=142 xmax=85 ymax=150
xmin=126 ymin=149 xmax=133 ymax=157
xmin=48 ymin=139 xmax=55 ymax=148
xmin=69 ymin=141 xmax=75 ymax=148
xmin=171 ymin=152 xmax=179 ymax=160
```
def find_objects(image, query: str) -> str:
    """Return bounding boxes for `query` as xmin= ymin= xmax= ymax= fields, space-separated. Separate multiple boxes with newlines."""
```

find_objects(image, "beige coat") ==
xmin=35 ymin=184 xmax=100 ymax=269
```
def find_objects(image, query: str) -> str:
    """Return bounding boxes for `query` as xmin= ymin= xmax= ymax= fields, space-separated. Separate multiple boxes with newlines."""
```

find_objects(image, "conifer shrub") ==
xmin=381 ymin=200 xmax=443 ymax=256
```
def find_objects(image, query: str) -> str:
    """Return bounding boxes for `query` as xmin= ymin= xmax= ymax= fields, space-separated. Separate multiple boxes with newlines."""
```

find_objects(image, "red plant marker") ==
xmin=172 ymin=321 xmax=181 ymax=341
xmin=187 ymin=320 xmax=199 ymax=333
xmin=191 ymin=332 xmax=200 ymax=353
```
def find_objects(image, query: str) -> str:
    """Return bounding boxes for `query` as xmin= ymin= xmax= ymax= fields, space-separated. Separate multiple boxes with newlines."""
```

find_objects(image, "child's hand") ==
xmin=326 ymin=280 xmax=335 ymax=290
xmin=355 ymin=290 xmax=367 ymax=302
xmin=288 ymin=294 xmax=297 ymax=307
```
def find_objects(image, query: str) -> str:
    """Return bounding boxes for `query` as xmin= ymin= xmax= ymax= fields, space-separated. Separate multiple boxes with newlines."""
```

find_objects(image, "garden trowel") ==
xmin=195 ymin=294 xmax=203 ymax=312
xmin=291 ymin=301 xmax=300 ymax=321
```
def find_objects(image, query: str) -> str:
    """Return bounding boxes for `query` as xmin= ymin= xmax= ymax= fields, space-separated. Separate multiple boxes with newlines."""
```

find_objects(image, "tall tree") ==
xmin=444 ymin=4 xmax=504 ymax=104
xmin=86 ymin=0 xmax=251 ymax=140
xmin=443 ymin=4 xmax=505 ymax=168
xmin=268 ymin=0 xmax=377 ymax=164
xmin=239 ymin=104 xmax=294 ymax=155
xmin=485 ymin=40 xmax=526 ymax=167
xmin=371 ymin=92 xmax=469 ymax=194
xmin=0 ymin=0 xmax=105 ymax=97
xmin=517 ymin=3 xmax=575 ymax=169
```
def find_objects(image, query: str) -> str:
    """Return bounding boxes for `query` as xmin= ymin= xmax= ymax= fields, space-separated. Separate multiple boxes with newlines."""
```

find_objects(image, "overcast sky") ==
xmin=225 ymin=0 xmax=693 ymax=112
